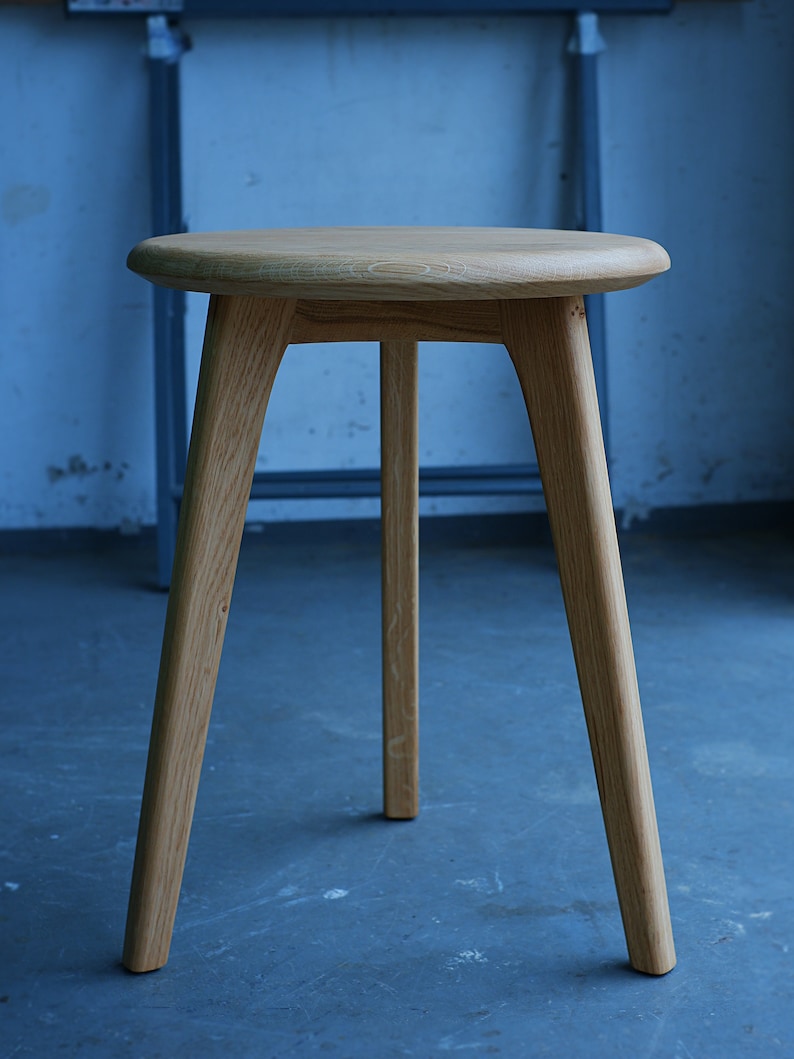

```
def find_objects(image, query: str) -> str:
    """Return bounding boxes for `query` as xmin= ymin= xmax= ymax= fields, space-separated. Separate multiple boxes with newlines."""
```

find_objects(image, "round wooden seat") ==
xmin=127 ymin=226 xmax=670 ymax=300
xmin=123 ymin=225 xmax=675 ymax=979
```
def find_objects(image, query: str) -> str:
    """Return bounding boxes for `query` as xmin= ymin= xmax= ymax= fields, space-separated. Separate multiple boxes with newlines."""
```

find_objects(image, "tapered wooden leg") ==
xmin=501 ymin=297 xmax=675 ymax=976
xmin=123 ymin=295 xmax=295 ymax=973
xmin=380 ymin=340 xmax=419 ymax=819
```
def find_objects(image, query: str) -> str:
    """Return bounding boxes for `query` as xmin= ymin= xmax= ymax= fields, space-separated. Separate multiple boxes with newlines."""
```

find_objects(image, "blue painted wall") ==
xmin=1 ymin=1 xmax=791 ymax=531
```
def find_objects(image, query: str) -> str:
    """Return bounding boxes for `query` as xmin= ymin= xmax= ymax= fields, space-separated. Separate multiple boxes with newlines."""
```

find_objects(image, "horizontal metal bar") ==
xmin=66 ymin=0 xmax=674 ymax=16
xmin=66 ymin=1 xmax=183 ymax=13
xmin=251 ymin=466 xmax=544 ymax=499
xmin=185 ymin=0 xmax=673 ymax=14
xmin=171 ymin=464 xmax=544 ymax=501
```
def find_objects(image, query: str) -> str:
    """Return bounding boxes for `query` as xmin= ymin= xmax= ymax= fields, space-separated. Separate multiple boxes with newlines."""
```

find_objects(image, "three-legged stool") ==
xmin=122 ymin=227 xmax=676 ymax=976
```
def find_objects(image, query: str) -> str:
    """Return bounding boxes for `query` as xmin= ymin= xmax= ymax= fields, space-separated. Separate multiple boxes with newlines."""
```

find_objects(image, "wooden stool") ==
xmin=123 ymin=227 xmax=676 ymax=976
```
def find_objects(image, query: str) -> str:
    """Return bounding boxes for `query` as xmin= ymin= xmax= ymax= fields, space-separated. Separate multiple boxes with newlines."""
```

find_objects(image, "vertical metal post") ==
xmin=569 ymin=11 xmax=609 ymax=456
xmin=147 ymin=15 xmax=189 ymax=588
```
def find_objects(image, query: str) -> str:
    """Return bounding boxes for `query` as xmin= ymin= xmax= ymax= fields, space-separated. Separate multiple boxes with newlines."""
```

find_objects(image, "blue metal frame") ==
xmin=82 ymin=0 xmax=674 ymax=583
xmin=67 ymin=2 xmax=674 ymax=13
xmin=570 ymin=11 xmax=609 ymax=455
xmin=184 ymin=1 xmax=673 ymax=12
xmin=147 ymin=25 xmax=190 ymax=588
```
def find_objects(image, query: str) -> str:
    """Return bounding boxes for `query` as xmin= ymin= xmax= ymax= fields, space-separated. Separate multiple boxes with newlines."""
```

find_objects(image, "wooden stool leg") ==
xmin=123 ymin=295 xmax=295 ymax=973
xmin=501 ymin=297 xmax=675 ymax=976
xmin=380 ymin=340 xmax=420 ymax=819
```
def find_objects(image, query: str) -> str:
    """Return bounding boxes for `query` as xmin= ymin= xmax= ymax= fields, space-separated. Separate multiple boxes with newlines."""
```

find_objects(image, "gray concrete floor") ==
xmin=1 ymin=524 xmax=792 ymax=1057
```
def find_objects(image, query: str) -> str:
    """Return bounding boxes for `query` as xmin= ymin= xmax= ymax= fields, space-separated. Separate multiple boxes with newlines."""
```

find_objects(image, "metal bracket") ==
xmin=146 ymin=14 xmax=190 ymax=62
xmin=568 ymin=10 xmax=607 ymax=55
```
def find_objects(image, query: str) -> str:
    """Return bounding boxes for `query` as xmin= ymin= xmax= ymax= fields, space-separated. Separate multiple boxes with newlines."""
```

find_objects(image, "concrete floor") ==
xmin=1 ymin=523 xmax=792 ymax=1057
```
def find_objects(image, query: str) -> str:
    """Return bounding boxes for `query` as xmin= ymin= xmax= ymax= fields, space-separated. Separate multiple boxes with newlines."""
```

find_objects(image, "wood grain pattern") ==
xmin=128 ymin=227 xmax=670 ymax=301
xmin=380 ymin=341 xmax=420 ymax=819
xmin=501 ymin=297 xmax=676 ymax=976
xmin=291 ymin=298 xmax=502 ymax=343
xmin=123 ymin=295 xmax=296 ymax=973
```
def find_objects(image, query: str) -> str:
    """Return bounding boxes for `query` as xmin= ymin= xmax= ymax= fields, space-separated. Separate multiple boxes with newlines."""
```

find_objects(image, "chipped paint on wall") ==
xmin=46 ymin=456 xmax=129 ymax=486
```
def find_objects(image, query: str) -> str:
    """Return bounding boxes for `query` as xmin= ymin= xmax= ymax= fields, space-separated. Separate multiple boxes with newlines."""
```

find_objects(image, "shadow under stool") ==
xmin=122 ymin=226 xmax=676 ymax=977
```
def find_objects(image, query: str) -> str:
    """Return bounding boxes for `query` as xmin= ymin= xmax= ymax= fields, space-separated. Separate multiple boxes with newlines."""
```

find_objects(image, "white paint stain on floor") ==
xmin=445 ymin=949 xmax=488 ymax=970
xmin=323 ymin=888 xmax=349 ymax=900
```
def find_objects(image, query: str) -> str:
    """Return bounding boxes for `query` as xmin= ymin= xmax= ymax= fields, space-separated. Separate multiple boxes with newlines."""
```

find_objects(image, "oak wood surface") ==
xmin=291 ymin=298 xmax=502 ymax=343
xmin=123 ymin=294 xmax=296 ymax=973
xmin=128 ymin=227 xmax=670 ymax=301
xmin=380 ymin=340 xmax=420 ymax=819
xmin=501 ymin=297 xmax=676 ymax=975
xmin=124 ymin=228 xmax=675 ymax=976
